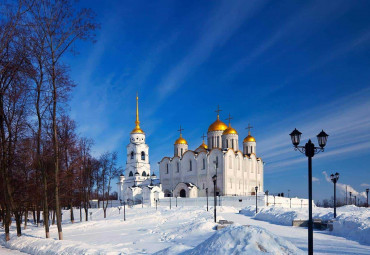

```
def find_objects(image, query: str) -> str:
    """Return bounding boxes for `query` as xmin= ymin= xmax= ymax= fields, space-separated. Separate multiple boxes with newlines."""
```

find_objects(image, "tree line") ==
xmin=0 ymin=0 xmax=120 ymax=241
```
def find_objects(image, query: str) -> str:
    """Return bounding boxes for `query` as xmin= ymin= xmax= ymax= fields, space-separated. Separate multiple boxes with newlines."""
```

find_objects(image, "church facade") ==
xmin=117 ymin=95 xmax=164 ymax=204
xmin=159 ymin=109 xmax=264 ymax=198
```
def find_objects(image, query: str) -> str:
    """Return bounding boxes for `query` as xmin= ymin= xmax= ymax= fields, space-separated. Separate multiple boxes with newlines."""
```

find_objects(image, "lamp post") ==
xmin=176 ymin=196 xmax=178 ymax=207
xmin=354 ymin=195 xmax=357 ymax=206
xmin=123 ymin=201 xmax=126 ymax=221
xmin=330 ymin=172 xmax=339 ymax=218
xmin=349 ymin=192 xmax=352 ymax=205
xmin=273 ymin=195 xmax=276 ymax=206
xmin=212 ymin=174 xmax=217 ymax=223
xmin=290 ymin=128 xmax=328 ymax=255
xmin=170 ymin=190 xmax=172 ymax=210
xmin=118 ymin=206 xmax=121 ymax=214
xmin=290 ymin=198 xmax=292 ymax=208
xmin=265 ymin=190 xmax=269 ymax=206
xmin=206 ymin=188 xmax=209 ymax=211
xmin=255 ymin=186 xmax=258 ymax=213
xmin=366 ymin=188 xmax=369 ymax=207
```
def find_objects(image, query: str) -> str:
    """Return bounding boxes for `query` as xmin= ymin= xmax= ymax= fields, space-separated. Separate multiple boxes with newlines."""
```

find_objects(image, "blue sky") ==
xmin=67 ymin=0 xmax=370 ymax=201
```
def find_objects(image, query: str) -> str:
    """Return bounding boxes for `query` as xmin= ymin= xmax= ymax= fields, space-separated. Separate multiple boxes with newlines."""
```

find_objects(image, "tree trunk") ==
xmin=70 ymin=203 xmax=74 ymax=223
xmin=84 ymin=207 xmax=88 ymax=221
xmin=32 ymin=208 xmax=36 ymax=224
xmin=24 ymin=209 xmax=28 ymax=229
xmin=14 ymin=212 xmax=21 ymax=237
xmin=52 ymin=210 xmax=55 ymax=225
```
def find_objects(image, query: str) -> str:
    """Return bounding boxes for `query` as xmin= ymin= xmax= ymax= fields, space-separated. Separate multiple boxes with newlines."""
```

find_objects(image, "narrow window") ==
xmin=226 ymin=140 xmax=228 ymax=148
xmin=229 ymin=155 xmax=232 ymax=169
xmin=142 ymin=171 xmax=147 ymax=176
xmin=181 ymin=148 xmax=183 ymax=156
xmin=166 ymin=164 xmax=169 ymax=174
xmin=230 ymin=178 xmax=232 ymax=188
xmin=232 ymin=139 xmax=234 ymax=150
xmin=177 ymin=162 xmax=179 ymax=172
xmin=203 ymin=183 xmax=205 ymax=189
xmin=217 ymin=136 xmax=220 ymax=147
xmin=141 ymin=151 xmax=145 ymax=160
xmin=202 ymin=158 xmax=205 ymax=169
xmin=216 ymin=156 xmax=218 ymax=169
xmin=130 ymin=151 xmax=134 ymax=159
xmin=129 ymin=171 xmax=133 ymax=177
xmin=189 ymin=160 xmax=192 ymax=171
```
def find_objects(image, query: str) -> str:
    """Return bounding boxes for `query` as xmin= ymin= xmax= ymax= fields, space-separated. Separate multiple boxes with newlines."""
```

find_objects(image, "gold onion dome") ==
xmin=175 ymin=134 xmax=187 ymax=145
xmin=197 ymin=140 xmax=208 ymax=150
xmin=131 ymin=93 xmax=144 ymax=134
xmin=243 ymin=132 xmax=256 ymax=143
xmin=223 ymin=123 xmax=238 ymax=135
xmin=208 ymin=116 xmax=228 ymax=132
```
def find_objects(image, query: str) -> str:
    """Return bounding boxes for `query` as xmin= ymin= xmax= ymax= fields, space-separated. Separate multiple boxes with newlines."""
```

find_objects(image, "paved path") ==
xmin=219 ymin=212 xmax=370 ymax=255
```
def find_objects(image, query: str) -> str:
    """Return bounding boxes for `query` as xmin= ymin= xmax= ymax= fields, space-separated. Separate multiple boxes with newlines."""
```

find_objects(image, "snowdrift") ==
xmin=180 ymin=225 xmax=303 ymax=255
xmin=240 ymin=205 xmax=370 ymax=245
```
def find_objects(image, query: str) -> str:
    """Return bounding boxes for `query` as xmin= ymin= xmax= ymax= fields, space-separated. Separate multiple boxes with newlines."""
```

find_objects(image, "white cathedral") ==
xmin=159 ymin=108 xmax=264 ymax=198
xmin=117 ymin=95 xmax=164 ymax=204
xmin=118 ymin=96 xmax=264 ymax=203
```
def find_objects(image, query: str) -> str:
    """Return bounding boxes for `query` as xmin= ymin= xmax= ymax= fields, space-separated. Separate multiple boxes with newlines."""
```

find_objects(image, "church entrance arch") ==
xmin=180 ymin=189 xmax=186 ymax=198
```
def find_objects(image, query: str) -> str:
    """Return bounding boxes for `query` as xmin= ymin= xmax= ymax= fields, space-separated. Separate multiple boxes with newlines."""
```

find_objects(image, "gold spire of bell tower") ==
xmin=131 ymin=92 xmax=144 ymax=134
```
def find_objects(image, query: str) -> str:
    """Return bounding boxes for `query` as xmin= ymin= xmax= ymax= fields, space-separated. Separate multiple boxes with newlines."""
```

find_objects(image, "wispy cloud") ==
xmin=312 ymin=177 xmax=320 ymax=182
xmin=322 ymin=171 xmax=366 ymax=198
xmin=258 ymin=88 xmax=370 ymax=171
xmin=156 ymin=0 xmax=266 ymax=101
xmin=361 ymin=183 xmax=370 ymax=187
xmin=224 ymin=0 xmax=351 ymax=79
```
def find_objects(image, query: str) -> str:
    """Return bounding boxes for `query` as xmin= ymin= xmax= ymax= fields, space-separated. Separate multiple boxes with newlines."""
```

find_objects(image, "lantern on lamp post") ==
xmin=330 ymin=172 xmax=339 ymax=218
xmin=289 ymin=128 xmax=328 ymax=255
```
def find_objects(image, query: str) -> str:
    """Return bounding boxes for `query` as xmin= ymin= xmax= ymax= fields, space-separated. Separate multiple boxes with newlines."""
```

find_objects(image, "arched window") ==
xmin=142 ymin=171 xmax=147 ymax=176
xmin=232 ymin=139 xmax=234 ymax=149
xmin=203 ymin=183 xmax=205 ymax=189
xmin=130 ymin=151 xmax=134 ymax=159
xmin=166 ymin=164 xmax=169 ymax=174
xmin=181 ymin=148 xmax=183 ymax=156
xmin=215 ymin=156 xmax=218 ymax=169
xmin=141 ymin=151 xmax=145 ymax=160
xmin=202 ymin=158 xmax=205 ymax=169
xmin=226 ymin=140 xmax=228 ymax=148
xmin=229 ymin=155 xmax=232 ymax=169
xmin=129 ymin=171 xmax=133 ymax=177
xmin=177 ymin=162 xmax=179 ymax=172
xmin=217 ymin=136 xmax=220 ymax=147
xmin=189 ymin=160 xmax=192 ymax=171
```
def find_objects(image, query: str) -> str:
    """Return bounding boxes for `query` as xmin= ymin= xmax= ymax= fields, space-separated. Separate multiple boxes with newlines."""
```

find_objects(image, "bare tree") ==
xmin=28 ymin=0 xmax=98 ymax=240
xmin=99 ymin=152 xmax=120 ymax=218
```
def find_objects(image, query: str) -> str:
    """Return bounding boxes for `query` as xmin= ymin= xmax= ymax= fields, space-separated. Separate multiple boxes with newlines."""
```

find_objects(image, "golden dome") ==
xmin=197 ymin=141 xmax=208 ymax=150
xmin=175 ymin=134 xmax=188 ymax=145
xmin=131 ymin=126 xmax=144 ymax=134
xmin=243 ymin=134 xmax=256 ymax=143
xmin=208 ymin=117 xmax=228 ymax=132
xmin=223 ymin=124 xmax=238 ymax=135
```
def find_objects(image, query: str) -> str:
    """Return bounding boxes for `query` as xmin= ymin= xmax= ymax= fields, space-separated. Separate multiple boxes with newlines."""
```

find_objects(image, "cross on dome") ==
xmin=246 ymin=123 xmax=253 ymax=135
xmin=177 ymin=125 xmax=184 ymax=137
xmin=215 ymin=105 xmax=222 ymax=119
xmin=226 ymin=113 xmax=233 ymax=126
xmin=201 ymin=133 xmax=206 ymax=141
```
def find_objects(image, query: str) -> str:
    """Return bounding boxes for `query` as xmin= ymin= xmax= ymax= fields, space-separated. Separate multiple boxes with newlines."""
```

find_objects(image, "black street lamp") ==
xmin=290 ymin=128 xmax=328 ymax=255
xmin=349 ymin=192 xmax=352 ymax=205
xmin=155 ymin=199 xmax=158 ymax=211
xmin=265 ymin=190 xmax=269 ymax=206
xmin=212 ymin=174 xmax=217 ymax=223
xmin=206 ymin=188 xmax=209 ymax=211
xmin=354 ymin=195 xmax=357 ymax=206
xmin=366 ymin=188 xmax=369 ymax=207
xmin=123 ymin=201 xmax=126 ymax=221
xmin=255 ymin=186 xmax=258 ymax=213
xmin=330 ymin=172 xmax=339 ymax=218
xmin=290 ymin=198 xmax=292 ymax=208
xmin=273 ymin=195 xmax=276 ymax=206
xmin=170 ymin=190 xmax=172 ymax=210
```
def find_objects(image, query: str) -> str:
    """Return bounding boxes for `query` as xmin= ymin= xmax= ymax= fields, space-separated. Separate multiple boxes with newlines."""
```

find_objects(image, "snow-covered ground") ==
xmin=240 ymin=205 xmax=370 ymax=245
xmin=0 ymin=205 xmax=368 ymax=254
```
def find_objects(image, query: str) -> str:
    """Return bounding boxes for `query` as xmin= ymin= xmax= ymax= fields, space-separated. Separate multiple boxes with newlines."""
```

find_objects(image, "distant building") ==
xmin=159 ymin=108 xmax=264 ymax=198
